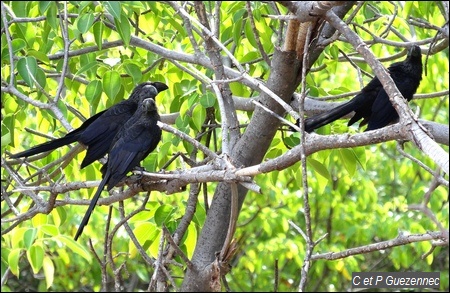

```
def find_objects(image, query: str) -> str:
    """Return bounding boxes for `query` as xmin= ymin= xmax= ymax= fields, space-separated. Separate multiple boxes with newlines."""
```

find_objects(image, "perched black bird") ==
xmin=10 ymin=81 xmax=168 ymax=169
xmin=302 ymin=45 xmax=422 ymax=133
xmin=74 ymin=95 xmax=162 ymax=241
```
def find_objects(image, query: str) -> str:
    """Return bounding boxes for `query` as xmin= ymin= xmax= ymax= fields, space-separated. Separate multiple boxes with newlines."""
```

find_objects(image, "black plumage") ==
xmin=10 ymin=81 xmax=168 ymax=169
xmin=74 ymin=95 xmax=162 ymax=241
xmin=303 ymin=45 xmax=422 ymax=133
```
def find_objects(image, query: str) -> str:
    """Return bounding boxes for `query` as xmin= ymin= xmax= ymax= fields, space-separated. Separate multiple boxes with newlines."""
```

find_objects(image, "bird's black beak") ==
xmin=152 ymin=82 xmax=169 ymax=93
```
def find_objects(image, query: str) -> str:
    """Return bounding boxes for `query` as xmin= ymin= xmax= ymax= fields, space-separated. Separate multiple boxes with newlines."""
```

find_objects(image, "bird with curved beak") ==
xmin=74 ymin=88 xmax=163 ymax=241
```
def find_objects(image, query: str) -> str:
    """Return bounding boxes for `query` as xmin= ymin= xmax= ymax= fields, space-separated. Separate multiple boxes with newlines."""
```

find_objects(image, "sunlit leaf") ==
xmin=27 ymin=244 xmax=45 ymax=274
xmin=154 ymin=205 xmax=175 ymax=226
xmin=124 ymin=62 xmax=142 ymax=84
xmin=17 ymin=56 xmax=38 ymax=87
xmin=40 ymin=224 xmax=59 ymax=237
xmin=115 ymin=14 xmax=131 ymax=46
xmin=85 ymin=80 xmax=103 ymax=113
xmin=43 ymin=256 xmax=55 ymax=289
xmin=104 ymin=1 xmax=121 ymax=20
xmin=102 ymin=70 xmax=121 ymax=101
xmin=129 ymin=222 xmax=159 ymax=258
xmin=307 ymin=158 xmax=331 ymax=181
xmin=56 ymin=235 xmax=92 ymax=263
xmin=8 ymin=248 xmax=22 ymax=277
xmin=77 ymin=12 xmax=95 ymax=33
xmin=93 ymin=22 xmax=104 ymax=50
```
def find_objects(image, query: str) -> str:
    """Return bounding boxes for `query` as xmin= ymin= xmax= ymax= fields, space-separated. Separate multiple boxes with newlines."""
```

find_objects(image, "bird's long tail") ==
xmin=9 ymin=133 xmax=80 ymax=158
xmin=10 ymin=110 xmax=106 ymax=159
xmin=304 ymin=100 xmax=357 ymax=133
xmin=74 ymin=173 xmax=109 ymax=241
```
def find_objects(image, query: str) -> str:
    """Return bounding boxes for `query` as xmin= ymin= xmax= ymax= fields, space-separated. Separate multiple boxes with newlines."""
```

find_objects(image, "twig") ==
xmin=162 ymin=226 xmax=193 ymax=269
xmin=157 ymin=121 xmax=219 ymax=160
xmin=311 ymin=231 xmax=447 ymax=260
xmin=1 ymin=2 xmax=15 ymax=86
xmin=245 ymin=2 xmax=271 ymax=65
xmin=298 ymin=26 xmax=313 ymax=282
xmin=220 ymin=182 xmax=238 ymax=261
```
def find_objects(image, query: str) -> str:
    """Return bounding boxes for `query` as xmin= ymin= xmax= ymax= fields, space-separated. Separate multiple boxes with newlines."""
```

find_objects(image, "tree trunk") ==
xmin=181 ymin=48 xmax=301 ymax=291
xmin=181 ymin=3 xmax=355 ymax=291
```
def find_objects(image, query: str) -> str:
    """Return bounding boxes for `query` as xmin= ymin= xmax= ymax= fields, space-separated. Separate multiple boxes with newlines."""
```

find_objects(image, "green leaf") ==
xmin=240 ymin=51 xmax=259 ymax=63
xmin=221 ymin=26 xmax=233 ymax=43
xmin=199 ymin=92 xmax=216 ymax=108
xmin=75 ymin=61 xmax=98 ymax=77
xmin=1 ymin=131 xmax=11 ymax=148
xmin=307 ymin=158 xmax=331 ymax=181
xmin=190 ymin=104 xmax=206 ymax=132
xmin=148 ymin=229 xmax=162 ymax=258
xmin=77 ymin=12 xmax=95 ymax=33
xmin=283 ymin=134 xmax=300 ymax=149
xmin=143 ymin=152 xmax=159 ymax=172
xmin=27 ymin=49 xmax=50 ymax=63
xmin=124 ymin=62 xmax=142 ymax=84
xmin=2 ymin=39 xmax=25 ymax=61
xmin=154 ymin=205 xmax=175 ymax=226
xmin=17 ymin=56 xmax=38 ymax=87
xmin=11 ymin=1 xmax=28 ymax=17
xmin=115 ymin=14 xmax=131 ymax=47
xmin=11 ymin=38 xmax=27 ymax=53
xmin=43 ymin=256 xmax=55 ymax=289
xmin=31 ymin=213 xmax=48 ymax=227
xmin=11 ymin=227 xmax=28 ymax=249
xmin=85 ymin=80 xmax=103 ymax=113
xmin=78 ymin=1 xmax=93 ymax=13
xmin=27 ymin=244 xmax=45 ymax=274
xmin=167 ymin=18 xmax=185 ymax=37
xmin=129 ymin=222 xmax=159 ymax=258
xmin=45 ymin=2 xmax=58 ymax=30
xmin=24 ymin=228 xmax=37 ymax=249
xmin=56 ymin=235 xmax=92 ymax=263
xmin=8 ymin=248 xmax=22 ymax=277
xmin=231 ymin=6 xmax=247 ymax=22
xmin=102 ymin=70 xmax=121 ymax=101
xmin=35 ymin=68 xmax=46 ymax=89
xmin=245 ymin=21 xmax=258 ymax=49
xmin=40 ymin=224 xmax=59 ymax=237
xmin=38 ymin=1 xmax=52 ymax=14
xmin=338 ymin=148 xmax=357 ymax=176
xmin=403 ymin=1 xmax=415 ymax=18
xmin=329 ymin=44 xmax=339 ymax=60
xmin=53 ymin=206 xmax=67 ymax=227
xmin=93 ymin=22 xmax=104 ymax=50
xmin=129 ymin=207 xmax=157 ymax=223
xmin=104 ymin=1 xmax=122 ymax=20
xmin=233 ymin=18 xmax=243 ymax=45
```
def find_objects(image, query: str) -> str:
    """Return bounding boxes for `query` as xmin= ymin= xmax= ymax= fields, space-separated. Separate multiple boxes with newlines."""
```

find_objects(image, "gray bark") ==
xmin=180 ymin=3 xmax=355 ymax=291
xmin=181 ymin=47 xmax=302 ymax=292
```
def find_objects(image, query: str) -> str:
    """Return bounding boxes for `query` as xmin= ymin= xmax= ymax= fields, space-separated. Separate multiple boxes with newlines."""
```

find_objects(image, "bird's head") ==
xmin=142 ymin=97 xmax=158 ymax=113
xmin=139 ymin=84 xmax=159 ymax=100
xmin=130 ymin=81 xmax=168 ymax=102
xmin=407 ymin=45 xmax=421 ymax=58
xmin=136 ymin=81 xmax=168 ymax=95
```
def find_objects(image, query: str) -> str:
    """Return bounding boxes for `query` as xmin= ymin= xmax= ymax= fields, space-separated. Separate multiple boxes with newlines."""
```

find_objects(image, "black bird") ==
xmin=10 ymin=81 xmax=168 ymax=169
xmin=302 ymin=45 xmax=422 ymax=133
xmin=74 ymin=95 xmax=162 ymax=241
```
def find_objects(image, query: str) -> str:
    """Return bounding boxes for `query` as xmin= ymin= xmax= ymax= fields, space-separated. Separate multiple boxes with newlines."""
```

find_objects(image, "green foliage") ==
xmin=1 ymin=1 xmax=448 ymax=292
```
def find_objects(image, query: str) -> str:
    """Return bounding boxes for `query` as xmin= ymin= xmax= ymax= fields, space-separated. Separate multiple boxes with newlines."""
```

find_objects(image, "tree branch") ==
xmin=311 ymin=231 xmax=447 ymax=260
